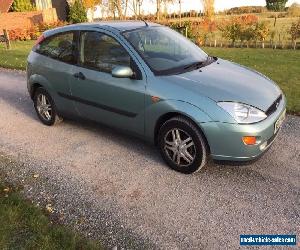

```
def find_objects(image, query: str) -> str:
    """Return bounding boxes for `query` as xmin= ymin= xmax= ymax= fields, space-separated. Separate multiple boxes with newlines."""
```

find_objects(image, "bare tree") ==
xmin=124 ymin=0 xmax=129 ymax=19
xmin=116 ymin=0 xmax=123 ymax=19
xmin=179 ymin=0 xmax=182 ymax=25
xmin=201 ymin=0 xmax=214 ymax=19
xmin=155 ymin=0 xmax=173 ymax=21
xmin=156 ymin=0 xmax=161 ymax=21
xmin=109 ymin=0 xmax=124 ymax=19
xmin=131 ymin=0 xmax=144 ymax=19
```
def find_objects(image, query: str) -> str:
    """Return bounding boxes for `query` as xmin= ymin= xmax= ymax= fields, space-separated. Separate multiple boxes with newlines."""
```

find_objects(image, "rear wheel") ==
xmin=158 ymin=116 xmax=208 ymax=174
xmin=33 ymin=87 xmax=62 ymax=126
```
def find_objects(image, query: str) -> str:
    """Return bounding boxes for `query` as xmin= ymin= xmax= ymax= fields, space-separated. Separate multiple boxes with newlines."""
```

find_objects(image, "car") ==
xmin=27 ymin=21 xmax=286 ymax=174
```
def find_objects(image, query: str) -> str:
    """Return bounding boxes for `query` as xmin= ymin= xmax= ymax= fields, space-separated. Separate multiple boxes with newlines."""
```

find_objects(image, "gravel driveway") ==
xmin=0 ymin=69 xmax=299 ymax=249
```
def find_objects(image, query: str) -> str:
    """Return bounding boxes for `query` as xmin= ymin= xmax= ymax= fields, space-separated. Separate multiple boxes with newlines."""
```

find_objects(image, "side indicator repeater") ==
xmin=151 ymin=96 xmax=161 ymax=103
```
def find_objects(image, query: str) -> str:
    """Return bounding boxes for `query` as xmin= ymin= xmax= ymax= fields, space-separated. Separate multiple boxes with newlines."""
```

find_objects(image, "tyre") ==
xmin=33 ymin=87 xmax=62 ymax=126
xmin=158 ymin=116 xmax=208 ymax=174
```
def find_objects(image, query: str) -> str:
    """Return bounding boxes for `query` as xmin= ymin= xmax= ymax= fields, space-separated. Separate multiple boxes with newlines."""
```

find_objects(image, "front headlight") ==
xmin=217 ymin=102 xmax=267 ymax=124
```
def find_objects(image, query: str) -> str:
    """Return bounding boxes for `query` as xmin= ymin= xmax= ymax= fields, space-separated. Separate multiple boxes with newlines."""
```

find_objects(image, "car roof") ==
xmin=44 ymin=21 xmax=162 ymax=37
xmin=92 ymin=21 xmax=161 ymax=31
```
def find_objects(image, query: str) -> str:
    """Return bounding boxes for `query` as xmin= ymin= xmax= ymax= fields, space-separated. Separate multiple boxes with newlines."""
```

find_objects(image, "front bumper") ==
xmin=200 ymin=95 xmax=287 ymax=162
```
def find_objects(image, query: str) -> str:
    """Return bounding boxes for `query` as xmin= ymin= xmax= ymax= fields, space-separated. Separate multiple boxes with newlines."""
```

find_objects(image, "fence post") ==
xmin=293 ymin=40 xmax=296 ymax=50
xmin=3 ymin=29 xmax=11 ymax=50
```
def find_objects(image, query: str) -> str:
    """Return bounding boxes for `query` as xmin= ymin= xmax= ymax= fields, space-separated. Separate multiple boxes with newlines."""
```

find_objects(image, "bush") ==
xmin=191 ymin=18 xmax=217 ymax=45
xmin=37 ymin=21 xmax=68 ymax=32
xmin=168 ymin=21 xmax=196 ymax=40
xmin=226 ymin=6 xmax=267 ymax=15
xmin=8 ymin=28 xmax=31 ymax=41
xmin=8 ymin=27 xmax=41 ymax=41
xmin=8 ymin=21 xmax=68 ymax=41
xmin=266 ymin=12 xmax=287 ymax=18
xmin=288 ymin=3 xmax=300 ymax=17
xmin=68 ymin=0 xmax=88 ymax=24
xmin=218 ymin=15 xmax=259 ymax=45
xmin=11 ymin=0 xmax=35 ymax=12
xmin=27 ymin=26 xmax=41 ymax=40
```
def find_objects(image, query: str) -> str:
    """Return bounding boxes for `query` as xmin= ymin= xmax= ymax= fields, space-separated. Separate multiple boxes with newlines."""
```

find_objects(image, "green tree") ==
xmin=11 ymin=0 xmax=35 ymax=12
xmin=69 ymin=0 xmax=88 ymax=23
xmin=266 ymin=0 xmax=288 ymax=11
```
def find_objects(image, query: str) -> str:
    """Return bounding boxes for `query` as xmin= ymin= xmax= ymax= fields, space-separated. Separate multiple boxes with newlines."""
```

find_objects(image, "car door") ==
xmin=70 ymin=30 xmax=146 ymax=137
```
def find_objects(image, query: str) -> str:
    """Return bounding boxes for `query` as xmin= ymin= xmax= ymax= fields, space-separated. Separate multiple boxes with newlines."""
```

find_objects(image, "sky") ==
xmin=143 ymin=0 xmax=300 ymax=13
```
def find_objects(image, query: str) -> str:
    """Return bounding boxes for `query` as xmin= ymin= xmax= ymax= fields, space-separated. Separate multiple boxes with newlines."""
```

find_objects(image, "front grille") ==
xmin=266 ymin=94 xmax=282 ymax=116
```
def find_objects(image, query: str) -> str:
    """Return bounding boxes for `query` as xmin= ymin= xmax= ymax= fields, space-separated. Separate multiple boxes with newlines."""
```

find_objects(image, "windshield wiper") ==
xmin=206 ymin=55 xmax=218 ymax=64
xmin=183 ymin=56 xmax=218 ymax=71
xmin=183 ymin=61 xmax=204 ymax=70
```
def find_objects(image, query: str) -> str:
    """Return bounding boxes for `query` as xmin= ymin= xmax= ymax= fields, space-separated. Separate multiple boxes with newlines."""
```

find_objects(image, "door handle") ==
xmin=73 ymin=72 xmax=86 ymax=80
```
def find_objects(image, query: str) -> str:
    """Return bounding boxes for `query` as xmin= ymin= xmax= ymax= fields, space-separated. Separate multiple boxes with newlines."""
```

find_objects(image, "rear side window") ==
xmin=79 ymin=31 xmax=131 ymax=73
xmin=36 ymin=32 xmax=76 ymax=64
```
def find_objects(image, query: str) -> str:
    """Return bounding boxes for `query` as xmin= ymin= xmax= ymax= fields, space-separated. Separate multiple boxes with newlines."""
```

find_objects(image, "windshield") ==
xmin=123 ymin=26 xmax=209 ymax=75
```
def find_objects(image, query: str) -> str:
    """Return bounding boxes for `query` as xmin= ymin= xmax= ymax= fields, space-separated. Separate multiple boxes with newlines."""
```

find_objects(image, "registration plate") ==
xmin=274 ymin=109 xmax=286 ymax=134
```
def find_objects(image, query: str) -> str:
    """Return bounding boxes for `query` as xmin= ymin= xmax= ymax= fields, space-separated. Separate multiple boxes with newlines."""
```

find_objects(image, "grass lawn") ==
xmin=0 ymin=40 xmax=34 ymax=70
xmin=0 ymin=40 xmax=299 ymax=114
xmin=0 ymin=181 xmax=102 ymax=249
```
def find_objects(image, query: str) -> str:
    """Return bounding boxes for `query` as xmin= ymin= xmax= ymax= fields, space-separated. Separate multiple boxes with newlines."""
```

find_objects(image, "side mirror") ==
xmin=112 ymin=66 xmax=134 ymax=78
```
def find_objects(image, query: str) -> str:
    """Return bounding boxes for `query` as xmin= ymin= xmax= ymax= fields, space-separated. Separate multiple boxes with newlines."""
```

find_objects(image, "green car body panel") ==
xmin=27 ymin=21 xmax=286 ymax=162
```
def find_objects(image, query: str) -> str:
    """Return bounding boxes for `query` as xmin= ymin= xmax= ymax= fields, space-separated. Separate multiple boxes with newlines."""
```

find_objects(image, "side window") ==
xmin=80 ymin=31 xmax=131 ymax=73
xmin=36 ymin=32 xmax=75 ymax=64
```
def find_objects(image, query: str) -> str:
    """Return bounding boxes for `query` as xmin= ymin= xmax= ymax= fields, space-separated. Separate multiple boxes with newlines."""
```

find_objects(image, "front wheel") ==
xmin=33 ymin=87 xmax=62 ymax=126
xmin=158 ymin=116 xmax=208 ymax=174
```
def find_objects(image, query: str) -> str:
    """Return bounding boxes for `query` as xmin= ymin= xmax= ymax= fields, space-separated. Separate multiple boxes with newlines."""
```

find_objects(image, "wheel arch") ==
xmin=154 ymin=112 xmax=211 ymax=154
xmin=29 ymin=82 xmax=43 ymax=99
xmin=28 ymin=74 xmax=53 ymax=99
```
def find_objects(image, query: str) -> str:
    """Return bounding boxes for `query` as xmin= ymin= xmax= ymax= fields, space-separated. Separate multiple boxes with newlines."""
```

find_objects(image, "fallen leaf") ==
xmin=3 ymin=188 xmax=10 ymax=192
xmin=46 ymin=204 xmax=54 ymax=213
xmin=33 ymin=174 xmax=39 ymax=178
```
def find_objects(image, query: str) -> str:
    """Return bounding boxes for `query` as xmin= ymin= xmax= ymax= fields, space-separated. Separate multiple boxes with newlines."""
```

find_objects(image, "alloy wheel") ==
xmin=36 ymin=93 xmax=52 ymax=121
xmin=164 ymin=128 xmax=196 ymax=167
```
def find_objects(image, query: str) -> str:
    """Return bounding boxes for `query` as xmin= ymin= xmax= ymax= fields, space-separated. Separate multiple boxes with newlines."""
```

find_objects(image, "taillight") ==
xmin=35 ymin=34 xmax=45 ymax=46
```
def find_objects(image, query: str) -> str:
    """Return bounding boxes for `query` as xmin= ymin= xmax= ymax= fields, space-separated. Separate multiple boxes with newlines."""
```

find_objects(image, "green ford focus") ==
xmin=27 ymin=21 xmax=286 ymax=174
